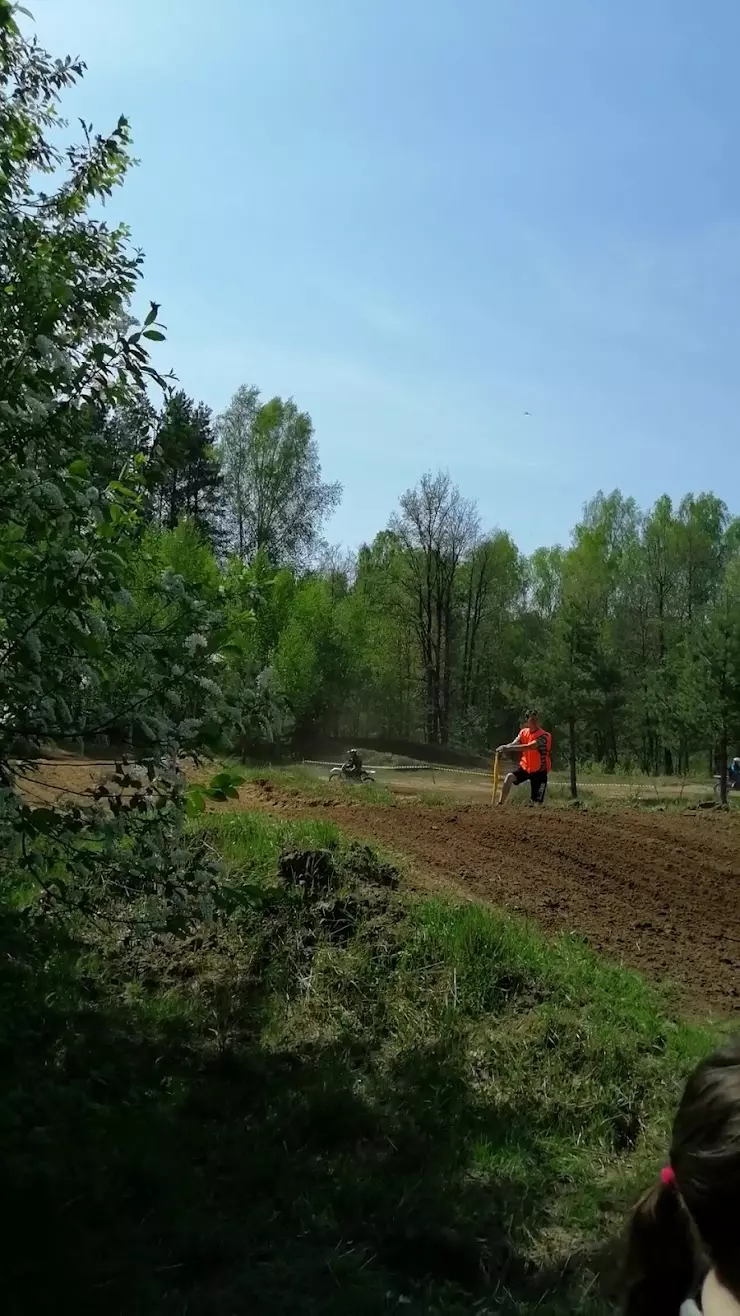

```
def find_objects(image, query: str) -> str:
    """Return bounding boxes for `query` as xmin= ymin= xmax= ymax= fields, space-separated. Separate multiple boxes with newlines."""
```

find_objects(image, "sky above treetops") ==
xmin=33 ymin=0 xmax=740 ymax=553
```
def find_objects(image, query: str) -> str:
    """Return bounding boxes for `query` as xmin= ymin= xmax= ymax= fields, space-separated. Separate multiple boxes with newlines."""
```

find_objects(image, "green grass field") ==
xmin=2 ymin=806 xmax=724 ymax=1314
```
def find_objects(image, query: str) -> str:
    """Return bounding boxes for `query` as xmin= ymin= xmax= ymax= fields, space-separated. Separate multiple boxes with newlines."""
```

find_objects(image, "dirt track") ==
xmin=243 ymin=783 xmax=740 ymax=1016
xmin=16 ymin=759 xmax=740 ymax=1015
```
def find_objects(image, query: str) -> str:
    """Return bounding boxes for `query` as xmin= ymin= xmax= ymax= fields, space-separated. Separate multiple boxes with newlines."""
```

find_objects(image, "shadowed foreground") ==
xmin=3 ymin=815 xmax=718 ymax=1314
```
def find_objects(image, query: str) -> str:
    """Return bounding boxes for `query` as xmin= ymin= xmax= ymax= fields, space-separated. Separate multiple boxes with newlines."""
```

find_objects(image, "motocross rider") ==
xmin=344 ymin=748 xmax=363 ymax=778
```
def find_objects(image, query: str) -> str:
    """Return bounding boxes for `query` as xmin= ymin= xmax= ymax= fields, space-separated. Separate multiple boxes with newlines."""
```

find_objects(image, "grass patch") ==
xmin=198 ymin=807 xmax=344 ymax=878
xmin=1 ymin=809 xmax=722 ymax=1314
xmin=234 ymin=762 xmax=400 ymax=806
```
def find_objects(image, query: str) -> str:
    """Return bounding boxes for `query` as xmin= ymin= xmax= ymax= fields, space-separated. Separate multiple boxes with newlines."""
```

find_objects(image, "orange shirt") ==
xmin=518 ymin=726 xmax=552 ymax=774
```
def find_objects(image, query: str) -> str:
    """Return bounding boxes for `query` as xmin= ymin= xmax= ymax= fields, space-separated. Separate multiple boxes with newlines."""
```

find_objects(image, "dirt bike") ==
xmin=329 ymin=764 xmax=376 ymax=784
xmin=714 ymin=775 xmax=740 ymax=798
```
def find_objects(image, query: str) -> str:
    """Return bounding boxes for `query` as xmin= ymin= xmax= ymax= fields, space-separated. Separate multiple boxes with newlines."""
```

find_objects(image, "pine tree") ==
xmin=148 ymin=391 xmax=223 ymax=545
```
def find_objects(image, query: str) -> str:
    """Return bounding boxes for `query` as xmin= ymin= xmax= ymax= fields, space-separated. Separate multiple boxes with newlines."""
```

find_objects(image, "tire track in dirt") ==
xmin=241 ymin=785 xmax=740 ymax=1015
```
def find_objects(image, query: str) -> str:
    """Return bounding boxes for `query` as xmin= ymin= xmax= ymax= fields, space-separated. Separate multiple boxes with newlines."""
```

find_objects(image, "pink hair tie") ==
xmin=660 ymin=1166 xmax=676 ymax=1187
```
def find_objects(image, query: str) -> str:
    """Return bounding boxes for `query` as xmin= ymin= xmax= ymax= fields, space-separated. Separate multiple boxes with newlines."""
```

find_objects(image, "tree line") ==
xmin=312 ymin=478 xmax=740 ymax=798
xmin=92 ymin=381 xmax=740 ymax=796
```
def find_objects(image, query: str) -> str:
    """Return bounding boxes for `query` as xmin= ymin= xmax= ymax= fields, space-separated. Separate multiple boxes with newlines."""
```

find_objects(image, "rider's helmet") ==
xmin=733 ymin=757 xmax=740 ymax=766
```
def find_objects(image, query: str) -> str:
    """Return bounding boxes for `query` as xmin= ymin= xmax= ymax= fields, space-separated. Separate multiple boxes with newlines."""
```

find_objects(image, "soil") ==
xmin=10 ymin=756 xmax=116 ymax=806
xmin=239 ymin=782 xmax=740 ymax=1016
xmin=15 ymin=757 xmax=740 ymax=1015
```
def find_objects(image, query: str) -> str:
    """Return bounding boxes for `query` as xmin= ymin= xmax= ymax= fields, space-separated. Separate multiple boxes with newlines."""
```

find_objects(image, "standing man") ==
xmin=497 ymin=709 xmax=552 ymax=805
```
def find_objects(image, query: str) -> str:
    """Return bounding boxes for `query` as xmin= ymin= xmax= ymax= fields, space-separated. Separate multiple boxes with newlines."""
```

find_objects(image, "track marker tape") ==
xmin=302 ymin=759 xmax=491 ymax=777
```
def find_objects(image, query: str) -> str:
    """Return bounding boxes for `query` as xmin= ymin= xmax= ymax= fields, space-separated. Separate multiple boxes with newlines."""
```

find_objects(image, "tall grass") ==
xmin=2 ymin=808 xmax=722 ymax=1315
xmin=198 ymin=807 xmax=342 ymax=877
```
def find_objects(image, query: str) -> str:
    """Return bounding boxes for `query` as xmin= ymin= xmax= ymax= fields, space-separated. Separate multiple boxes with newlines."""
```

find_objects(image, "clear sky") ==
xmin=31 ymin=0 xmax=740 ymax=554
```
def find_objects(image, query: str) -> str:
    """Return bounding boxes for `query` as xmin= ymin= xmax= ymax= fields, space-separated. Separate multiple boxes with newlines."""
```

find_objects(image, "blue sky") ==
xmin=32 ymin=0 xmax=740 ymax=553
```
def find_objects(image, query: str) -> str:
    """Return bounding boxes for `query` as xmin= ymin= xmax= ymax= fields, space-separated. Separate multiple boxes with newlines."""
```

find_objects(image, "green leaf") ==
xmin=142 ymin=329 xmax=166 ymax=341
xmin=68 ymin=457 xmax=89 ymax=478
xmin=107 ymin=480 xmax=137 ymax=498
xmin=185 ymin=790 xmax=205 ymax=817
xmin=208 ymin=770 xmax=244 ymax=792
xmin=97 ymin=549 xmax=126 ymax=571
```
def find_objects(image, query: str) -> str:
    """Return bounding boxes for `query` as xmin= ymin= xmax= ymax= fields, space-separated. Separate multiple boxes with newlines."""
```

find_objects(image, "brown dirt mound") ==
xmin=240 ymin=785 xmax=740 ymax=1015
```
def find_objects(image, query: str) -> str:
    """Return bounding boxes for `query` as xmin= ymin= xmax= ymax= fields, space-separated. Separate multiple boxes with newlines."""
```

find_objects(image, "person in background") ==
xmin=624 ymin=1035 xmax=740 ymax=1316
xmin=496 ymin=709 xmax=552 ymax=805
xmin=728 ymin=757 xmax=740 ymax=791
xmin=343 ymin=748 xmax=363 ymax=778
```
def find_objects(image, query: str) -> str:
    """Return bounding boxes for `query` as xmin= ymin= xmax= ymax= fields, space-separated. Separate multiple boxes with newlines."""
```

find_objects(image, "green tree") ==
xmin=696 ymin=555 xmax=740 ymax=802
xmin=568 ymin=491 xmax=638 ymax=768
xmin=457 ymin=531 xmax=524 ymax=748
xmin=148 ymin=390 xmax=222 ymax=543
xmin=273 ymin=576 xmax=355 ymax=738
xmin=85 ymin=394 xmax=157 ymax=489
xmin=217 ymin=385 xmax=341 ymax=566
xmin=390 ymin=471 xmax=479 ymax=745
xmin=353 ymin=532 xmax=423 ymax=739
xmin=0 ymin=2 xmax=169 ymax=763
xmin=0 ymin=3 xmax=256 ymax=935
xmin=522 ymin=549 xmax=591 ymax=796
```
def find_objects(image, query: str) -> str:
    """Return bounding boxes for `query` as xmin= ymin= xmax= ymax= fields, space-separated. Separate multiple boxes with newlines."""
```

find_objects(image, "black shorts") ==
xmin=511 ymin=767 xmax=548 ymax=803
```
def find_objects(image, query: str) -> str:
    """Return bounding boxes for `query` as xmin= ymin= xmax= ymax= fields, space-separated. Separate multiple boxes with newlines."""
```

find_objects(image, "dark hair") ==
xmin=625 ymin=1036 xmax=740 ymax=1316
xmin=524 ymin=708 xmax=538 ymax=720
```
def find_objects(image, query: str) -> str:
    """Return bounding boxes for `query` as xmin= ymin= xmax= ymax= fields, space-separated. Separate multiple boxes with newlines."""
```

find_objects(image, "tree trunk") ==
xmin=608 ymin=723 xmax=618 ymax=772
xmin=461 ymin=575 xmax=474 ymax=710
xmin=720 ymin=723 xmax=728 ymax=805
xmin=461 ymin=554 xmax=488 ymax=715
xmin=432 ymin=565 xmax=444 ymax=745
xmin=425 ymin=663 xmax=436 ymax=743
xmin=168 ymin=467 xmax=178 ymax=531
xmin=568 ymin=716 xmax=578 ymax=799
xmin=441 ymin=597 xmax=453 ymax=745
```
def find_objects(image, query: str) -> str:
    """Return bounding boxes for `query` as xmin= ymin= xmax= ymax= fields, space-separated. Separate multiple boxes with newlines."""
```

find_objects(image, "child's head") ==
xmin=625 ymin=1036 xmax=740 ymax=1316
